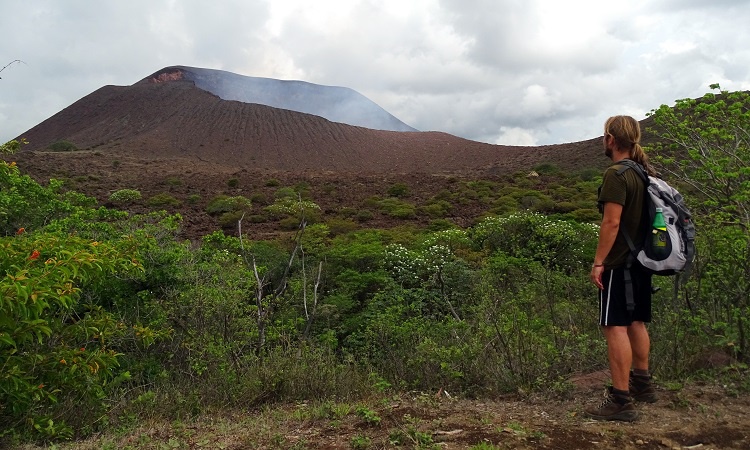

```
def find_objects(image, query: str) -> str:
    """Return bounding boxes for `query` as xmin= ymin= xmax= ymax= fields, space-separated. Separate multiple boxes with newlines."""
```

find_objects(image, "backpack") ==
xmin=607 ymin=160 xmax=697 ymax=312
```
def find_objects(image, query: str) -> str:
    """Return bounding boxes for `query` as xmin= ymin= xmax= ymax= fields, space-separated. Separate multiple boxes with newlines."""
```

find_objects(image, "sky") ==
xmin=2 ymin=0 xmax=750 ymax=146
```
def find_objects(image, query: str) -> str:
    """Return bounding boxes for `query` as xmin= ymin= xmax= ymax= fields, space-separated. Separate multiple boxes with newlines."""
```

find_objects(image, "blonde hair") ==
xmin=605 ymin=115 xmax=656 ymax=176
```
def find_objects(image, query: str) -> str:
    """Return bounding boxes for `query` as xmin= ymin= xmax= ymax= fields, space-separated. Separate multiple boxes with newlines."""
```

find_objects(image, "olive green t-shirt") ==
xmin=598 ymin=160 xmax=647 ymax=268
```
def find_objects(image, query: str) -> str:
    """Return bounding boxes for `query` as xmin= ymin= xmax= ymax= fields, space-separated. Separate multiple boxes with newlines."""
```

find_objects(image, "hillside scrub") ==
xmin=646 ymin=85 xmax=750 ymax=362
xmin=2 ymin=87 xmax=750 ymax=444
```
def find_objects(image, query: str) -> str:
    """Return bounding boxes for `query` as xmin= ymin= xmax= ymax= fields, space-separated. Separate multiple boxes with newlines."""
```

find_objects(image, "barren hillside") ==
xmin=15 ymin=76 xmax=605 ymax=175
xmin=8 ymin=70 xmax=610 ymax=240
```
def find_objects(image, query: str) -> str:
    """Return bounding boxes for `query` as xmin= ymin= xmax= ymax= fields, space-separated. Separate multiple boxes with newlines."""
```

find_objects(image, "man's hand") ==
xmin=590 ymin=265 xmax=605 ymax=290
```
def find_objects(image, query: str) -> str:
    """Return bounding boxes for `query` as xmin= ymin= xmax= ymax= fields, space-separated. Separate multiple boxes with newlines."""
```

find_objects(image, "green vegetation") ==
xmin=646 ymin=84 xmax=750 ymax=363
xmin=108 ymin=188 xmax=141 ymax=205
xmin=1 ymin=86 xmax=749 ymax=445
xmin=205 ymin=194 xmax=252 ymax=215
xmin=46 ymin=140 xmax=78 ymax=152
xmin=387 ymin=182 xmax=410 ymax=197
xmin=147 ymin=192 xmax=181 ymax=207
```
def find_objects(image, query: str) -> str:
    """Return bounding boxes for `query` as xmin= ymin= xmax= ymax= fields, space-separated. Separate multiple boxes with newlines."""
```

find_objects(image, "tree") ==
xmin=646 ymin=85 xmax=750 ymax=361
xmin=1 ymin=138 xmax=27 ymax=155
xmin=646 ymin=85 xmax=750 ymax=226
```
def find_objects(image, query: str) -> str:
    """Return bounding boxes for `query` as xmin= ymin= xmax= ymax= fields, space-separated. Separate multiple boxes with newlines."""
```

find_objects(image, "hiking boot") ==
xmin=584 ymin=387 xmax=639 ymax=422
xmin=629 ymin=370 xmax=658 ymax=403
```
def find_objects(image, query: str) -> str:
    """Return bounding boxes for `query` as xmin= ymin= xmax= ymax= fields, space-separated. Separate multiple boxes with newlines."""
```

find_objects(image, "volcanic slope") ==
xmin=16 ymin=75 xmax=604 ymax=175
xmin=146 ymin=65 xmax=417 ymax=132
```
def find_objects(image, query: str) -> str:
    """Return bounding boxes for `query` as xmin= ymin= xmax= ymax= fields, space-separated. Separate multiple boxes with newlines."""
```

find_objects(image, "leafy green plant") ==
xmin=218 ymin=210 xmax=246 ymax=228
xmin=266 ymin=197 xmax=321 ymax=219
xmin=355 ymin=406 xmax=381 ymax=425
xmin=1 ymin=138 xmax=27 ymax=154
xmin=109 ymin=189 xmax=142 ymax=205
xmin=0 ymin=232 xmax=142 ymax=438
xmin=647 ymin=84 xmax=750 ymax=361
xmin=378 ymin=198 xmax=416 ymax=219
xmin=350 ymin=434 xmax=372 ymax=449
xmin=147 ymin=192 xmax=181 ymax=207
xmin=403 ymin=425 xmax=437 ymax=449
xmin=419 ymin=200 xmax=452 ymax=218
xmin=205 ymin=195 xmax=252 ymax=215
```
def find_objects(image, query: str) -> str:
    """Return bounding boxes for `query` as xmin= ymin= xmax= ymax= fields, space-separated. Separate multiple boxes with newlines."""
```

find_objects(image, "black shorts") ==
xmin=598 ymin=265 xmax=652 ymax=326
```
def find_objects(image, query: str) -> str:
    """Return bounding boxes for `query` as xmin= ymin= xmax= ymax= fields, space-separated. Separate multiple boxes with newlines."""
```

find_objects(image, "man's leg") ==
xmin=585 ymin=325 xmax=638 ymax=421
xmin=602 ymin=325 xmax=631 ymax=391
xmin=627 ymin=321 xmax=650 ymax=371
xmin=627 ymin=320 xmax=657 ymax=402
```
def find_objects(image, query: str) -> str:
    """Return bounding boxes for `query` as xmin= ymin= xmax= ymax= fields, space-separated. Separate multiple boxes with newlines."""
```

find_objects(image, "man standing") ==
xmin=585 ymin=115 xmax=658 ymax=422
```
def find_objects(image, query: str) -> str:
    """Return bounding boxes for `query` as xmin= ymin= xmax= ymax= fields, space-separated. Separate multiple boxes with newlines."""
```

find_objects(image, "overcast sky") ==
xmin=2 ymin=0 xmax=749 ymax=146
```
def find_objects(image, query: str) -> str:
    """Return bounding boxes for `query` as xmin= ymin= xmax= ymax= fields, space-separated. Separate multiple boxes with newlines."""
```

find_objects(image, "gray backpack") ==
xmin=611 ymin=160 xmax=696 ymax=312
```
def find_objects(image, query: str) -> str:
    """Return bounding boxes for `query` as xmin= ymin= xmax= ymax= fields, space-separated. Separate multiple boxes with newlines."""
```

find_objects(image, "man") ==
xmin=585 ymin=115 xmax=657 ymax=422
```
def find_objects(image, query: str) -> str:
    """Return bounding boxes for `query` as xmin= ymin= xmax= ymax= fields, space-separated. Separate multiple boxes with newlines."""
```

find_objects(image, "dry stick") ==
xmin=239 ymin=213 xmax=271 ymax=352
xmin=303 ymin=260 xmax=323 ymax=339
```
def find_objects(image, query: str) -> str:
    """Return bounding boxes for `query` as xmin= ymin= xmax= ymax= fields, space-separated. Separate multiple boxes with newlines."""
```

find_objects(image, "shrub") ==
xmin=0 ymin=233 xmax=145 ymax=439
xmin=227 ymin=178 xmax=239 ymax=188
xmin=355 ymin=210 xmax=374 ymax=222
xmin=147 ymin=193 xmax=181 ymax=207
xmin=553 ymin=201 xmax=576 ymax=213
xmin=165 ymin=176 xmax=182 ymax=187
xmin=326 ymin=218 xmax=359 ymax=236
xmin=533 ymin=162 xmax=559 ymax=174
xmin=274 ymin=187 xmax=297 ymax=199
xmin=205 ymin=195 xmax=252 ymax=215
xmin=419 ymin=200 xmax=452 ymax=218
xmin=379 ymin=198 xmax=416 ymax=219
xmin=387 ymin=183 xmax=409 ymax=198
xmin=265 ymin=198 xmax=321 ymax=219
xmin=248 ymin=192 xmax=268 ymax=205
xmin=46 ymin=140 xmax=78 ymax=152
xmin=427 ymin=218 xmax=456 ymax=231
xmin=1 ymin=138 xmax=27 ymax=154
xmin=109 ymin=189 xmax=142 ymax=205
xmin=471 ymin=211 xmax=598 ymax=271
xmin=218 ymin=210 xmax=246 ymax=229
xmin=570 ymin=208 xmax=601 ymax=223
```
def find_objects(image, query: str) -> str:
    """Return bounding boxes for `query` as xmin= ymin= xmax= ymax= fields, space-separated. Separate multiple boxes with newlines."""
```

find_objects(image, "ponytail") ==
xmin=631 ymin=144 xmax=656 ymax=177
xmin=605 ymin=115 xmax=656 ymax=176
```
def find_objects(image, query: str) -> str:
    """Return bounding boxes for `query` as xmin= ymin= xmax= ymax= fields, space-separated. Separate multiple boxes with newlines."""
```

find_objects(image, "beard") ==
xmin=605 ymin=146 xmax=613 ymax=158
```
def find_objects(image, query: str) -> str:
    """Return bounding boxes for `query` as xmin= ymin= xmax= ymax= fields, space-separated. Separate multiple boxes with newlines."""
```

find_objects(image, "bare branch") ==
xmin=0 ymin=60 xmax=26 ymax=78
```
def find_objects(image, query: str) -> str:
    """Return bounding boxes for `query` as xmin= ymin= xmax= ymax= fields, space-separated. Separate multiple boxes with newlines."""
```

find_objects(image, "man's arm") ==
xmin=590 ymin=202 xmax=623 ymax=290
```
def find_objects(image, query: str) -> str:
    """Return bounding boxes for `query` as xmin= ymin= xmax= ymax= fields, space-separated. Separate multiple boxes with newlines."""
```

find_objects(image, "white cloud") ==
xmin=495 ymin=126 xmax=539 ymax=146
xmin=1 ymin=0 xmax=749 ymax=146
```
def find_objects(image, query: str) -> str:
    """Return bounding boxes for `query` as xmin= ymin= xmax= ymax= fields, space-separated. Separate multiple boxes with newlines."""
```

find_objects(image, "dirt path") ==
xmin=19 ymin=378 xmax=748 ymax=450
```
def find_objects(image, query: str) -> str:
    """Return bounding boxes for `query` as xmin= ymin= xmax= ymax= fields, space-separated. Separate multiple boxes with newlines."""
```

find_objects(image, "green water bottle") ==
xmin=652 ymin=207 xmax=669 ymax=258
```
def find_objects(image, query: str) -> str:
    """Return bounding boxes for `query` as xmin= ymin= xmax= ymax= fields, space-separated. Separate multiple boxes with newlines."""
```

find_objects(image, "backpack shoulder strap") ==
xmin=612 ymin=159 xmax=649 ymax=185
